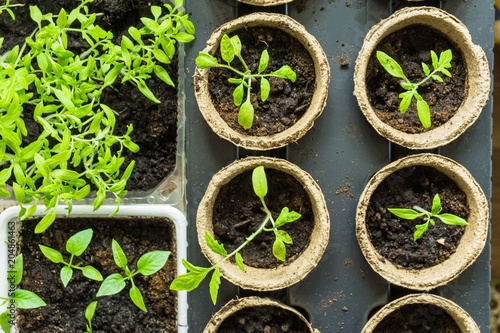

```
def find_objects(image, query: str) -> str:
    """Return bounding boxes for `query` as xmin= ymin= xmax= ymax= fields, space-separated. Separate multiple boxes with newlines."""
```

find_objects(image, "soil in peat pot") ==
xmin=208 ymin=27 xmax=316 ymax=136
xmin=0 ymin=0 xmax=179 ymax=192
xmin=365 ymin=166 xmax=469 ymax=270
xmin=366 ymin=25 xmax=466 ymax=134
xmin=212 ymin=168 xmax=314 ymax=269
xmin=16 ymin=217 xmax=177 ymax=333
xmin=372 ymin=303 xmax=461 ymax=333
xmin=217 ymin=305 xmax=310 ymax=333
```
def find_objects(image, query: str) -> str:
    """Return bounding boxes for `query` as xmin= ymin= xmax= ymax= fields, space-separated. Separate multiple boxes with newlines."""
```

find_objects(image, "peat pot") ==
xmin=353 ymin=6 xmax=490 ymax=149
xmin=356 ymin=153 xmax=488 ymax=290
xmin=197 ymin=156 xmax=330 ymax=291
xmin=194 ymin=12 xmax=330 ymax=150
xmin=237 ymin=0 xmax=294 ymax=6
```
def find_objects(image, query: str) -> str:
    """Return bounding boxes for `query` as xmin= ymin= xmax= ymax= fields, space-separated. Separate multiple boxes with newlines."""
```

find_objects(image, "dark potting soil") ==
xmin=207 ymin=27 xmax=316 ymax=136
xmin=217 ymin=305 xmax=310 ymax=333
xmin=0 ymin=0 xmax=178 ymax=192
xmin=365 ymin=166 xmax=468 ymax=270
xmin=373 ymin=303 xmax=461 ymax=333
xmin=212 ymin=168 xmax=314 ymax=269
xmin=366 ymin=25 xmax=466 ymax=134
xmin=17 ymin=217 xmax=177 ymax=333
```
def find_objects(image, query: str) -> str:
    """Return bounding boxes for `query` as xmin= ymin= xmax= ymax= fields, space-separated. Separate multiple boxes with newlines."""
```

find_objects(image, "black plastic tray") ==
xmin=184 ymin=0 xmax=493 ymax=331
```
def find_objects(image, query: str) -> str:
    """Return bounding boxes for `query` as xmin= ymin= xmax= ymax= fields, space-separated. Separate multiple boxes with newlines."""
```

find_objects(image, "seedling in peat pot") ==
xmin=96 ymin=240 xmax=170 ymax=312
xmin=170 ymin=165 xmax=302 ymax=304
xmin=39 ymin=228 xmax=103 ymax=287
xmin=196 ymin=34 xmax=297 ymax=129
xmin=376 ymin=49 xmax=453 ymax=129
xmin=0 ymin=254 xmax=46 ymax=333
xmin=388 ymin=193 xmax=468 ymax=241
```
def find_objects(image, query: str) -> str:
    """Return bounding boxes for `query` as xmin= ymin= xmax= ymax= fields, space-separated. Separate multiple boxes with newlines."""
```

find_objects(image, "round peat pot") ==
xmin=362 ymin=294 xmax=479 ymax=333
xmin=237 ymin=0 xmax=293 ymax=5
xmin=353 ymin=7 xmax=490 ymax=149
xmin=197 ymin=156 xmax=329 ymax=291
xmin=203 ymin=296 xmax=319 ymax=333
xmin=356 ymin=153 xmax=488 ymax=290
xmin=194 ymin=13 xmax=330 ymax=150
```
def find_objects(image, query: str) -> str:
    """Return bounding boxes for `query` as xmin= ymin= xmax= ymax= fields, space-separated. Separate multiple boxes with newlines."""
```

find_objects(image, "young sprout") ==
xmin=0 ymin=254 xmax=46 ymax=333
xmin=196 ymin=34 xmax=297 ymax=130
xmin=388 ymin=193 xmax=468 ymax=241
xmin=39 ymin=229 xmax=103 ymax=287
xmin=96 ymin=240 xmax=170 ymax=312
xmin=376 ymin=49 xmax=453 ymax=129
xmin=0 ymin=0 xmax=24 ymax=20
xmin=170 ymin=165 xmax=301 ymax=304
xmin=83 ymin=301 xmax=98 ymax=333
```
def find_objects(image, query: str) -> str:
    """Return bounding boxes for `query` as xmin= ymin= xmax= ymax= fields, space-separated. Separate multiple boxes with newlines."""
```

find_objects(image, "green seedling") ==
xmin=376 ymin=49 xmax=453 ymax=129
xmin=0 ymin=0 xmax=24 ymax=20
xmin=96 ymin=240 xmax=170 ymax=312
xmin=0 ymin=254 xmax=46 ymax=333
xmin=83 ymin=301 xmax=97 ymax=333
xmin=170 ymin=165 xmax=302 ymax=304
xmin=0 ymin=0 xmax=195 ymax=233
xmin=39 ymin=228 xmax=103 ymax=287
xmin=196 ymin=34 xmax=296 ymax=129
xmin=388 ymin=193 xmax=468 ymax=241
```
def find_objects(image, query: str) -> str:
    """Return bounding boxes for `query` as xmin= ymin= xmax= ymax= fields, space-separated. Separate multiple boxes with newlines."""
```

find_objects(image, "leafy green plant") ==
xmin=376 ymin=49 xmax=453 ymax=129
xmin=170 ymin=165 xmax=302 ymax=304
xmin=0 ymin=254 xmax=46 ymax=333
xmin=96 ymin=239 xmax=170 ymax=312
xmin=39 ymin=228 xmax=103 ymax=287
xmin=196 ymin=34 xmax=297 ymax=129
xmin=0 ymin=0 xmax=195 ymax=233
xmin=83 ymin=301 xmax=97 ymax=333
xmin=388 ymin=193 xmax=468 ymax=241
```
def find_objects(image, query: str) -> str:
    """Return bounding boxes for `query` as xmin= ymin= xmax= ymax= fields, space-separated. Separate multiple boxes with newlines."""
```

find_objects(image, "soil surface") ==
xmin=217 ymin=305 xmax=310 ymax=333
xmin=212 ymin=168 xmax=314 ymax=269
xmin=17 ymin=217 xmax=177 ymax=333
xmin=366 ymin=166 xmax=468 ymax=270
xmin=366 ymin=25 xmax=466 ymax=133
xmin=0 ymin=0 xmax=178 ymax=192
xmin=373 ymin=303 xmax=461 ymax=333
xmin=207 ymin=27 xmax=316 ymax=136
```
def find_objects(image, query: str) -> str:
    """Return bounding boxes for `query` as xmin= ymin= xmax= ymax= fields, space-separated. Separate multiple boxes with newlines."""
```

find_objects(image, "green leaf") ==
xmin=128 ymin=26 xmax=143 ymax=45
xmin=13 ymin=183 xmax=25 ymax=203
xmin=137 ymin=250 xmax=170 ymax=276
xmin=272 ymin=238 xmax=286 ymax=261
xmin=376 ymin=51 xmax=408 ymax=81
xmin=436 ymin=214 xmax=468 ymax=226
xmin=232 ymin=83 xmax=244 ymax=106
xmin=274 ymin=229 xmax=292 ymax=244
xmin=12 ymin=289 xmax=46 ymax=309
xmin=258 ymin=49 xmax=269 ymax=74
xmin=209 ymin=267 xmax=221 ymax=305
xmin=431 ymin=194 xmax=441 ymax=215
xmin=388 ymin=208 xmax=425 ymax=220
xmin=60 ymin=266 xmax=73 ymax=287
xmin=398 ymin=91 xmax=413 ymax=114
xmin=82 ymin=266 xmax=103 ymax=281
xmin=220 ymin=34 xmax=235 ymax=64
xmin=235 ymin=252 xmax=245 ymax=272
xmin=431 ymin=74 xmax=443 ymax=83
xmin=196 ymin=52 xmax=218 ymax=69
xmin=270 ymin=65 xmax=296 ymax=82
xmin=13 ymin=254 xmax=23 ymax=286
xmin=29 ymin=6 xmax=43 ymax=25
xmin=238 ymin=99 xmax=254 ymax=130
xmin=85 ymin=301 xmax=98 ymax=322
xmin=130 ymin=284 xmax=147 ymax=312
xmin=413 ymin=222 xmax=429 ymax=241
xmin=96 ymin=273 xmax=126 ymax=297
xmin=39 ymin=244 xmax=64 ymax=264
xmin=52 ymin=87 xmax=76 ymax=112
xmin=205 ymin=232 xmax=227 ymax=256
xmin=252 ymin=166 xmax=268 ymax=200
xmin=34 ymin=153 xmax=50 ymax=178
xmin=153 ymin=49 xmax=171 ymax=64
xmin=103 ymin=63 xmax=124 ymax=88
xmin=260 ymin=77 xmax=270 ymax=102
xmin=274 ymin=207 xmax=301 ymax=228
xmin=34 ymin=209 xmax=57 ymax=233
xmin=431 ymin=50 xmax=439 ymax=69
xmin=154 ymin=65 xmax=174 ymax=87
xmin=56 ymin=8 xmax=67 ymax=28
xmin=0 ymin=311 xmax=10 ymax=333
xmin=173 ymin=32 xmax=195 ymax=43
xmin=137 ymin=81 xmax=160 ymax=103
xmin=229 ymin=35 xmax=242 ymax=56
xmin=169 ymin=259 xmax=211 ymax=292
xmin=421 ymin=62 xmax=430 ymax=76
xmin=416 ymin=99 xmax=431 ymax=129
xmin=112 ymin=239 xmax=128 ymax=269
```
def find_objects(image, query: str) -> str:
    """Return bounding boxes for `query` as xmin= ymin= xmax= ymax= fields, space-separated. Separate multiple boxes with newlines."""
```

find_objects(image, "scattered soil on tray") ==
xmin=366 ymin=24 xmax=466 ymax=134
xmin=365 ymin=166 xmax=468 ymax=270
xmin=17 ymin=217 xmax=177 ymax=333
xmin=0 ymin=0 xmax=178 ymax=192
xmin=207 ymin=27 xmax=316 ymax=137
xmin=212 ymin=168 xmax=314 ymax=269
xmin=373 ymin=303 xmax=461 ymax=333
xmin=217 ymin=305 xmax=310 ymax=333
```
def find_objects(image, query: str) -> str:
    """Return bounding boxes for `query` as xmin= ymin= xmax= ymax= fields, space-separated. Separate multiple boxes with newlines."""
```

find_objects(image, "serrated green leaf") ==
xmin=388 ymin=208 xmax=425 ymax=220
xmin=205 ymin=232 xmax=227 ymax=256
xmin=66 ymin=229 xmax=93 ymax=256
xmin=196 ymin=52 xmax=218 ymax=68
xmin=272 ymin=238 xmax=286 ymax=261
xmin=169 ymin=259 xmax=211 ymax=292
xmin=274 ymin=207 xmax=301 ymax=228
xmin=82 ymin=266 xmax=103 ymax=281
xmin=209 ymin=267 xmax=221 ymax=305
xmin=12 ymin=289 xmax=46 ymax=309
xmin=232 ymin=83 xmax=244 ymax=106
xmin=271 ymin=65 xmax=296 ymax=82
xmin=431 ymin=50 xmax=439 ymax=69
xmin=137 ymin=250 xmax=170 ymax=276
xmin=235 ymin=252 xmax=245 ymax=272
xmin=421 ymin=62 xmax=430 ymax=76
xmin=96 ymin=273 xmax=126 ymax=297
xmin=220 ymin=34 xmax=235 ymax=64
xmin=238 ymin=99 xmax=254 ymax=130
xmin=60 ymin=266 xmax=73 ymax=287
xmin=130 ymin=284 xmax=147 ymax=312
xmin=398 ymin=91 xmax=413 ymax=114
xmin=432 ymin=74 xmax=443 ymax=83
xmin=260 ymin=77 xmax=270 ymax=102
xmin=39 ymin=244 xmax=64 ymax=264
xmin=252 ymin=166 xmax=267 ymax=200
xmin=416 ymin=99 xmax=431 ymax=129
xmin=112 ymin=239 xmax=128 ymax=269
